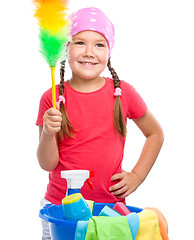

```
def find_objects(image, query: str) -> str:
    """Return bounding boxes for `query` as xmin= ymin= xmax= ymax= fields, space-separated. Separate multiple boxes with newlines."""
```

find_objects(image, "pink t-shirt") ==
xmin=36 ymin=77 xmax=147 ymax=205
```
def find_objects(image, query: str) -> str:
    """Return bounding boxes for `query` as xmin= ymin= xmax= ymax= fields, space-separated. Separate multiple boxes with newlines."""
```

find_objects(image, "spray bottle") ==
xmin=61 ymin=170 xmax=94 ymax=196
xmin=61 ymin=170 xmax=94 ymax=221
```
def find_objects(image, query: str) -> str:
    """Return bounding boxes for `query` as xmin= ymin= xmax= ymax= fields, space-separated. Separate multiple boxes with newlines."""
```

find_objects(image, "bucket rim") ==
xmin=39 ymin=203 xmax=143 ymax=225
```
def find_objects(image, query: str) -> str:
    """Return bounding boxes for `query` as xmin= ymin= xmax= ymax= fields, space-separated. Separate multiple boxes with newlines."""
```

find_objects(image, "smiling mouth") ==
xmin=78 ymin=61 xmax=98 ymax=65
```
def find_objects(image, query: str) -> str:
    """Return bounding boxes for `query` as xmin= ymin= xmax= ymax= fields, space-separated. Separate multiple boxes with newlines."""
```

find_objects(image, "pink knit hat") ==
xmin=70 ymin=7 xmax=115 ymax=57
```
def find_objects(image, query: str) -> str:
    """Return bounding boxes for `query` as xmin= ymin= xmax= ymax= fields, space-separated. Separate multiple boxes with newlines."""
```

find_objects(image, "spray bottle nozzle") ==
xmin=61 ymin=170 xmax=95 ymax=193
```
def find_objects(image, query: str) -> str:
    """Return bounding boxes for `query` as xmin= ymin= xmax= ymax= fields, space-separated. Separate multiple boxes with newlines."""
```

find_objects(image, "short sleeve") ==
xmin=36 ymin=88 xmax=53 ymax=126
xmin=122 ymin=81 xmax=148 ymax=119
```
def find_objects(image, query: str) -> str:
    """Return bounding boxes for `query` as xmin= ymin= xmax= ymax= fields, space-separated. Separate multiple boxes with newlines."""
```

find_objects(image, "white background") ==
xmin=1 ymin=0 xmax=194 ymax=239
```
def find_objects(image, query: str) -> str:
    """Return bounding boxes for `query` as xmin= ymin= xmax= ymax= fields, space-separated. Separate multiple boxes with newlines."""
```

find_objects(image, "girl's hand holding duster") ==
xmin=43 ymin=103 xmax=62 ymax=136
xmin=38 ymin=103 xmax=62 ymax=171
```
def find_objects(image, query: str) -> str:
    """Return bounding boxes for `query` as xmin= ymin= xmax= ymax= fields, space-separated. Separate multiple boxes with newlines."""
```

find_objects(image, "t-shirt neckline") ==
xmin=65 ymin=77 xmax=109 ymax=95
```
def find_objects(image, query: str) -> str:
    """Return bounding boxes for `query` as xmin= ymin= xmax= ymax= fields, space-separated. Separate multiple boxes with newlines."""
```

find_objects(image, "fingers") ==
xmin=110 ymin=181 xmax=133 ymax=199
xmin=116 ymin=190 xmax=132 ymax=199
xmin=47 ymin=108 xmax=62 ymax=123
xmin=109 ymin=178 xmax=128 ymax=198
xmin=110 ymin=170 xmax=126 ymax=190
xmin=109 ymin=171 xmax=126 ymax=198
xmin=109 ymin=179 xmax=125 ymax=192
xmin=109 ymin=171 xmax=139 ymax=199
xmin=47 ymin=115 xmax=62 ymax=123
xmin=47 ymin=107 xmax=62 ymax=117
xmin=43 ymin=107 xmax=63 ymax=136
xmin=110 ymin=184 xmax=128 ymax=196
xmin=111 ymin=172 xmax=124 ymax=182
xmin=46 ymin=119 xmax=61 ymax=128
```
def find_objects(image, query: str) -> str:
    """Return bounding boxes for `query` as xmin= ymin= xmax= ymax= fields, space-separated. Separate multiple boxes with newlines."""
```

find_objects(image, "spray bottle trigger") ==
xmin=86 ymin=179 xmax=94 ymax=190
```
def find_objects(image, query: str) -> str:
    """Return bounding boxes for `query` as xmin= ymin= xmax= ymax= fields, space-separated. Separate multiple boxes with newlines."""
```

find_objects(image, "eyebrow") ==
xmin=72 ymin=37 xmax=107 ymax=43
xmin=95 ymin=39 xmax=107 ymax=42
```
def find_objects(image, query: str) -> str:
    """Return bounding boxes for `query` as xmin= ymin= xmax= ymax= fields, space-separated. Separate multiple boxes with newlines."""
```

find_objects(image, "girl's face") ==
xmin=67 ymin=31 xmax=109 ymax=80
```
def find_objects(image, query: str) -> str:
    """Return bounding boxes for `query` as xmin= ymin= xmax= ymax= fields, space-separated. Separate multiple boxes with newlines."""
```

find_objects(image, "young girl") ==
xmin=36 ymin=7 xmax=164 ymax=239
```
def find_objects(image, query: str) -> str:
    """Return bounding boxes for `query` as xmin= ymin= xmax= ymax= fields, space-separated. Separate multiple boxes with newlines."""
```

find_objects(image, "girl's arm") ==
xmin=37 ymin=106 xmax=62 ymax=172
xmin=109 ymin=110 xmax=164 ymax=198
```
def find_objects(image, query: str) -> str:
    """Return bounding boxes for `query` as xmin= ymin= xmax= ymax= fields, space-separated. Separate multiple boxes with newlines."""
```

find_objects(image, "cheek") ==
xmin=68 ymin=46 xmax=77 ymax=61
xmin=98 ymin=48 xmax=109 ymax=62
xmin=102 ymin=55 xmax=109 ymax=65
xmin=99 ymin=52 xmax=109 ymax=68
xmin=67 ymin=47 xmax=79 ymax=69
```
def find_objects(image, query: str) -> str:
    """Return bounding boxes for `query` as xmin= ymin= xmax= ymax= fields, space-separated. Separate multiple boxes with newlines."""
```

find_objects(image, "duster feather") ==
xmin=39 ymin=27 xmax=70 ymax=67
xmin=33 ymin=0 xmax=71 ymax=67
xmin=34 ymin=0 xmax=70 ymax=33
xmin=33 ymin=0 xmax=71 ymax=108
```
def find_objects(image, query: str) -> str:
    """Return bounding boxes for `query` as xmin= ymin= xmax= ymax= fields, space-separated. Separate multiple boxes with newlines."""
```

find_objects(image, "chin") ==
xmin=81 ymin=75 xmax=99 ymax=80
xmin=76 ymin=70 xmax=102 ymax=80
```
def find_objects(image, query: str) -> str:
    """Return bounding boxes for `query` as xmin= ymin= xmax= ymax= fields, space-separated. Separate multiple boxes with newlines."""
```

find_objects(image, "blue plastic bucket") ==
xmin=39 ymin=203 xmax=143 ymax=240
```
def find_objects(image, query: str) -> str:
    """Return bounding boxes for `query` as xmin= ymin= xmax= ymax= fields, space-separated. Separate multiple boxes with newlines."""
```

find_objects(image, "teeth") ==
xmin=81 ymin=62 xmax=95 ymax=65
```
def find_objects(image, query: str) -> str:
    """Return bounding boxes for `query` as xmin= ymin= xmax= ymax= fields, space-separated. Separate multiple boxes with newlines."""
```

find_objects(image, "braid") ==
xmin=59 ymin=60 xmax=76 ymax=139
xmin=107 ymin=58 xmax=126 ymax=139
xmin=107 ymin=58 xmax=120 ymax=88
xmin=60 ymin=60 xmax=65 ymax=96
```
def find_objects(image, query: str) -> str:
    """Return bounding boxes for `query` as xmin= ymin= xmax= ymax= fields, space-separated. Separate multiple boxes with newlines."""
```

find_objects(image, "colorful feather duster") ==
xmin=33 ymin=0 xmax=71 ymax=108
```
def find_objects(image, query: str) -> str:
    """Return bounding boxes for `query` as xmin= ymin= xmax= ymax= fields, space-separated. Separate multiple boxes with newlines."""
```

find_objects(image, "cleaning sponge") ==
xmin=113 ymin=202 xmax=131 ymax=216
xmin=99 ymin=205 xmax=122 ymax=217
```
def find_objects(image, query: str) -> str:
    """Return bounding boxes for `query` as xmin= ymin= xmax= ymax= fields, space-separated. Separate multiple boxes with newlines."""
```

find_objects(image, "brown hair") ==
xmin=59 ymin=60 xmax=77 ymax=139
xmin=107 ymin=58 xmax=126 ymax=139
xmin=59 ymin=58 xmax=126 ymax=139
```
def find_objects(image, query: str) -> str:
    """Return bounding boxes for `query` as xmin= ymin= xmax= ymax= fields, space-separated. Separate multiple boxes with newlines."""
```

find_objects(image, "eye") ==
xmin=75 ymin=41 xmax=84 ymax=45
xmin=96 ymin=43 xmax=105 ymax=47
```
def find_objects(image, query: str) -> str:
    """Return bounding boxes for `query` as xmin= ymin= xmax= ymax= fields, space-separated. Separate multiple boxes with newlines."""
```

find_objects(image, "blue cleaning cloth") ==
xmin=75 ymin=220 xmax=89 ymax=240
xmin=126 ymin=213 xmax=140 ymax=240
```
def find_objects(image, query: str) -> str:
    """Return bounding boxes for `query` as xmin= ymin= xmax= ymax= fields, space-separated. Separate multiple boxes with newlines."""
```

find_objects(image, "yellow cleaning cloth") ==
xmin=136 ymin=209 xmax=162 ymax=240
xmin=145 ymin=207 xmax=169 ymax=240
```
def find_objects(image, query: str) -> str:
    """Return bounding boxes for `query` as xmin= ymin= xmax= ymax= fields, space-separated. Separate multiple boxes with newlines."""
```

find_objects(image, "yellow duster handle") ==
xmin=50 ymin=67 xmax=56 ymax=109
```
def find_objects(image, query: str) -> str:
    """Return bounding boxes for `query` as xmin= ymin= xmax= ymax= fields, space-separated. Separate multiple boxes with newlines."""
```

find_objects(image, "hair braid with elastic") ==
xmin=107 ymin=58 xmax=126 ymax=139
xmin=59 ymin=60 xmax=76 ymax=139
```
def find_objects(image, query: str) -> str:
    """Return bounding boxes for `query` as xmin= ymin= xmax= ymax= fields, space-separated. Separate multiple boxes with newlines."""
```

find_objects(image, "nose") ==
xmin=83 ymin=44 xmax=94 ymax=58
